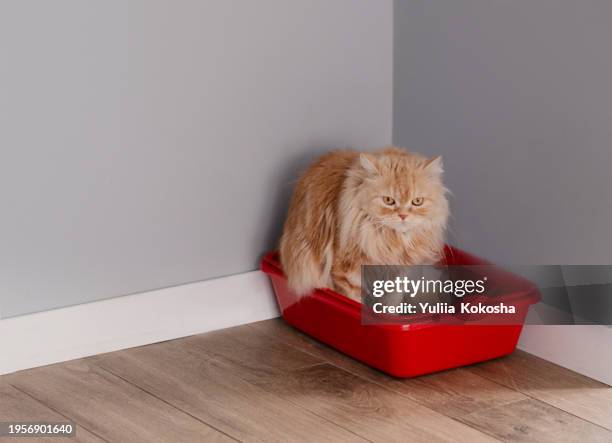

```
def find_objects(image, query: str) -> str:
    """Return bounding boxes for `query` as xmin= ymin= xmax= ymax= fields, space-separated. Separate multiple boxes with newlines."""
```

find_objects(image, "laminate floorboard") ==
xmin=2 ymin=319 xmax=611 ymax=442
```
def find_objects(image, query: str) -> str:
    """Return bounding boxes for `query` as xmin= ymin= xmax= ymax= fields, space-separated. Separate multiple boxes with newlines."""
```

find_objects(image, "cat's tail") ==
xmin=279 ymin=236 xmax=332 ymax=298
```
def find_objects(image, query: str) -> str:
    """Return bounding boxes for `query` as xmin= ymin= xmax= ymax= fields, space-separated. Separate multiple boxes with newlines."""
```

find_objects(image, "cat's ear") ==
xmin=424 ymin=155 xmax=444 ymax=175
xmin=359 ymin=153 xmax=379 ymax=175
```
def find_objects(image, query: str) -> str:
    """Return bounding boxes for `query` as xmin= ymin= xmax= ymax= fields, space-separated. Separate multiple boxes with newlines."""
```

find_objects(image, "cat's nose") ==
xmin=398 ymin=213 xmax=408 ymax=220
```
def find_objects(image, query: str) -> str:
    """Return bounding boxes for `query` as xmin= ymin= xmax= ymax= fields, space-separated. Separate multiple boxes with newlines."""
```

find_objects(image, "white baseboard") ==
xmin=518 ymin=325 xmax=612 ymax=385
xmin=3 ymin=273 xmax=609 ymax=386
xmin=0 ymin=271 xmax=280 ymax=375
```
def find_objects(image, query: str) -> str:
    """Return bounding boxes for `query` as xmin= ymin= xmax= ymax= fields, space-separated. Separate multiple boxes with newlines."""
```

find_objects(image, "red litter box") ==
xmin=261 ymin=245 xmax=539 ymax=378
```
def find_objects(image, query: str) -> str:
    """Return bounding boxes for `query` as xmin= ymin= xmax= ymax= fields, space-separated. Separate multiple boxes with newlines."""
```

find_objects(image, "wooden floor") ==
xmin=1 ymin=319 xmax=611 ymax=443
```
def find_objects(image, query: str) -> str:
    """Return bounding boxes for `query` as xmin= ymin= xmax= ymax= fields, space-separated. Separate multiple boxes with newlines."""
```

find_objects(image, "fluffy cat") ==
xmin=279 ymin=146 xmax=449 ymax=302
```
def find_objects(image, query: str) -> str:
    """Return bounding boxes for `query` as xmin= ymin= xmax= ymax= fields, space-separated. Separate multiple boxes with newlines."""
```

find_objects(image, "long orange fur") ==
xmin=280 ymin=146 xmax=449 ymax=301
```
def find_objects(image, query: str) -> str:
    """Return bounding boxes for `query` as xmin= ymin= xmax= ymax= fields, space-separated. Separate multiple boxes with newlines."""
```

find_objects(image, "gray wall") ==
xmin=0 ymin=0 xmax=392 ymax=318
xmin=394 ymin=0 xmax=612 ymax=265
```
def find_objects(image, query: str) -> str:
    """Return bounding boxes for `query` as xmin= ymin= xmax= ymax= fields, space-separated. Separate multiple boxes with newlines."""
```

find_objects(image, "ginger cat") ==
xmin=280 ymin=146 xmax=449 ymax=302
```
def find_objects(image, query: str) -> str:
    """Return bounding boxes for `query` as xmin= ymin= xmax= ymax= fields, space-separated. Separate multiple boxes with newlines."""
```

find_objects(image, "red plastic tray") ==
xmin=261 ymin=245 xmax=539 ymax=378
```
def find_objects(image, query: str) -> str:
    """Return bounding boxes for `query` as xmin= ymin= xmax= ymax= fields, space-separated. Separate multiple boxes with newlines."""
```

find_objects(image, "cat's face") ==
xmin=357 ymin=150 xmax=448 ymax=234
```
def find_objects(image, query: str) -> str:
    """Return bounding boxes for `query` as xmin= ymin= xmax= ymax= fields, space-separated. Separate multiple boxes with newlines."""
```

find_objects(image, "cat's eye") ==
xmin=382 ymin=196 xmax=395 ymax=206
xmin=412 ymin=197 xmax=424 ymax=206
